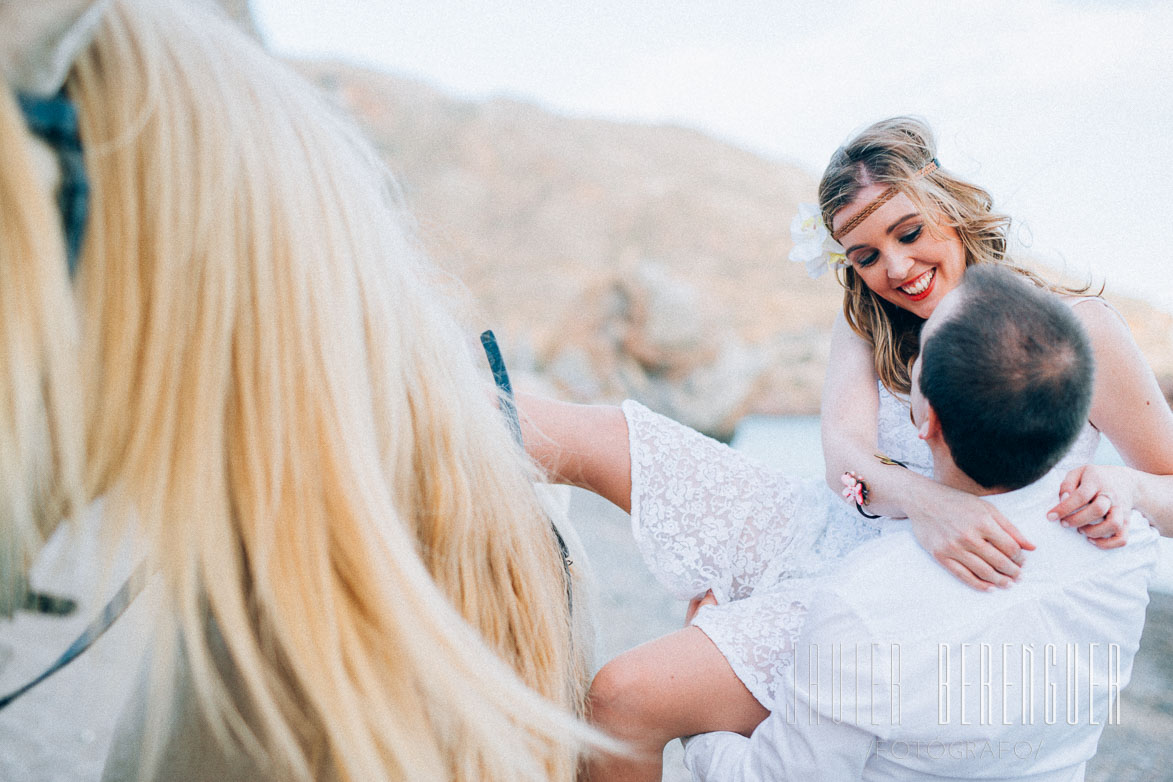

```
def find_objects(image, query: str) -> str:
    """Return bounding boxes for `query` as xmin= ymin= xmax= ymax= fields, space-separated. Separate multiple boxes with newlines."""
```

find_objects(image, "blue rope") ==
xmin=480 ymin=330 xmax=574 ymax=602
xmin=0 ymin=90 xmax=111 ymax=713
xmin=480 ymin=330 xmax=524 ymax=446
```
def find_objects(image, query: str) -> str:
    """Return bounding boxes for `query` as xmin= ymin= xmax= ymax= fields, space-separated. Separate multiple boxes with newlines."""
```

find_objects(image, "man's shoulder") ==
xmin=825 ymin=515 xmax=1154 ymax=651
xmin=816 ymin=483 xmax=1158 ymax=646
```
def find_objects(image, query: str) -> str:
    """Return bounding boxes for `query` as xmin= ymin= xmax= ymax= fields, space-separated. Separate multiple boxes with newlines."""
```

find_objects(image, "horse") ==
xmin=0 ymin=1 xmax=599 ymax=779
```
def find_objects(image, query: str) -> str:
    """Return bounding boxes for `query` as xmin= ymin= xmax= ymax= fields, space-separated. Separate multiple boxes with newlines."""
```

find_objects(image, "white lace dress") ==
xmin=621 ymin=385 xmax=1101 ymax=708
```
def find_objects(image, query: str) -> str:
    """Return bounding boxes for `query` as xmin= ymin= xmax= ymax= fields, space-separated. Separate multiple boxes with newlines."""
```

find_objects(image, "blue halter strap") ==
xmin=17 ymin=88 xmax=89 ymax=277
xmin=0 ymin=566 xmax=146 ymax=711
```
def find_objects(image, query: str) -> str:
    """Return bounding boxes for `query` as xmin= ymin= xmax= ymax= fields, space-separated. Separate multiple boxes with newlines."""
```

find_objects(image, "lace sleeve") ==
xmin=622 ymin=400 xmax=825 ymax=603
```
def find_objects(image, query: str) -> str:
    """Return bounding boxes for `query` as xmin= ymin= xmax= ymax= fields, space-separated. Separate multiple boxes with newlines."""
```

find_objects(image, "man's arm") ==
xmin=683 ymin=714 xmax=874 ymax=782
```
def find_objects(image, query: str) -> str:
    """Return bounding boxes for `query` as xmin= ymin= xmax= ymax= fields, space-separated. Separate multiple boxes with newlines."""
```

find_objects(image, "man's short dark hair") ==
xmin=917 ymin=265 xmax=1094 ymax=490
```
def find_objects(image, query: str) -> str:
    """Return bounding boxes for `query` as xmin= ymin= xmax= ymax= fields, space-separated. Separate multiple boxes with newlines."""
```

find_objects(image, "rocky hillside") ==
xmin=293 ymin=59 xmax=1173 ymax=438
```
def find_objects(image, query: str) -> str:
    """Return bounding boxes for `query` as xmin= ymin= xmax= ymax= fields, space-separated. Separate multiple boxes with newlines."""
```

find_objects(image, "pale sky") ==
xmin=252 ymin=0 xmax=1173 ymax=313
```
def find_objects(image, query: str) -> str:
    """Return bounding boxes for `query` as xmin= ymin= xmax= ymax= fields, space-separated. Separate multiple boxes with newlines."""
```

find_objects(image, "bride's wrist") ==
xmin=896 ymin=471 xmax=941 ymax=522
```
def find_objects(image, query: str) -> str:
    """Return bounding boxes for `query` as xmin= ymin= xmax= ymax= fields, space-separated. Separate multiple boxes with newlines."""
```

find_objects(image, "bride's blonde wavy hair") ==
xmin=818 ymin=116 xmax=1092 ymax=396
xmin=0 ymin=0 xmax=597 ymax=779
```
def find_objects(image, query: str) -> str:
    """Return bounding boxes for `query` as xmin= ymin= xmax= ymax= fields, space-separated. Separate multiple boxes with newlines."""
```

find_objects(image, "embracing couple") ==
xmin=520 ymin=117 xmax=1173 ymax=781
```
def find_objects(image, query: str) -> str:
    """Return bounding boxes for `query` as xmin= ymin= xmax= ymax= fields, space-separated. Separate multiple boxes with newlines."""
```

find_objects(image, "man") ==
xmin=684 ymin=265 xmax=1159 ymax=781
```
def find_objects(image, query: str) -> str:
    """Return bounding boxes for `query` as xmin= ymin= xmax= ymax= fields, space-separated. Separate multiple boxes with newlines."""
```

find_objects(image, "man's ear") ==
xmin=917 ymin=404 xmax=942 ymax=443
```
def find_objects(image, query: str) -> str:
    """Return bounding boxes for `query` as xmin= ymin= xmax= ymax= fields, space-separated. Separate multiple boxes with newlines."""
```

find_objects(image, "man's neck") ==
xmin=931 ymin=455 xmax=1006 ymax=498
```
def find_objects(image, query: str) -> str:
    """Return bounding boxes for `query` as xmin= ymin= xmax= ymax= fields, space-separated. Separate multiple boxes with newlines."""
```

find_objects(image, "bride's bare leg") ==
xmin=582 ymin=626 xmax=768 ymax=782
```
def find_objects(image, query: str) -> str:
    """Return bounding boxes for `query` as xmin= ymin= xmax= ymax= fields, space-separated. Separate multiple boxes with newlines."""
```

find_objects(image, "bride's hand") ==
xmin=685 ymin=590 xmax=717 ymax=626
xmin=907 ymin=485 xmax=1035 ymax=591
xmin=1047 ymin=464 xmax=1134 ymax=549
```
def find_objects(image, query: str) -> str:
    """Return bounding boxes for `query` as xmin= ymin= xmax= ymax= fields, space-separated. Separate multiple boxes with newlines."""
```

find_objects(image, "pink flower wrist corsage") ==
xmin=841 ymin=471 xmax=882 ymax=519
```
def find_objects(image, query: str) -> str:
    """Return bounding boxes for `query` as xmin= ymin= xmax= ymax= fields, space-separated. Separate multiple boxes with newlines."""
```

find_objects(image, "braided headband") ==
xmin=830 ymin=160 xmax=939 ymax=242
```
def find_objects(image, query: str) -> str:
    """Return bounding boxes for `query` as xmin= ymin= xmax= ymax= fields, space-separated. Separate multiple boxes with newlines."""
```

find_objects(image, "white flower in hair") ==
xmin=788 ymin=203 xmax=847 ymax=279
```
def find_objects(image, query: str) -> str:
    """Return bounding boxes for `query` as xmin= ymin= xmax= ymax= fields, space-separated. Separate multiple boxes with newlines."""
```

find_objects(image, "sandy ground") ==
xmin=0 ymin=506 xmax=153 ymax=782
xmin=1 ymin=490 xmax=1170 ymax=781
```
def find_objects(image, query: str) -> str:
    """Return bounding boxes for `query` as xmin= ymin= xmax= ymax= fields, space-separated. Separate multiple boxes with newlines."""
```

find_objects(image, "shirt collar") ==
xmin=980 ymin=470 xmax=1063 ymax=519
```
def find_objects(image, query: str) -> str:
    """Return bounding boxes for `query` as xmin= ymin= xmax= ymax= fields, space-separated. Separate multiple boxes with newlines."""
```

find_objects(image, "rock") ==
xmin=618 ymin=262 xmax=713 ymax=372
xmin=540 ymin=261 xmax=773 ymax=438
xmin=547 ymin=347 xmax=606 ymax=400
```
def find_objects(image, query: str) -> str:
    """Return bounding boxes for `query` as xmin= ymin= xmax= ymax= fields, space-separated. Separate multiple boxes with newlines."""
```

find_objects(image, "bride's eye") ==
xmin=853 ymin=250 xmax=879 ymax=268
xmin=899 ymin=226 xmax=923 ymax=244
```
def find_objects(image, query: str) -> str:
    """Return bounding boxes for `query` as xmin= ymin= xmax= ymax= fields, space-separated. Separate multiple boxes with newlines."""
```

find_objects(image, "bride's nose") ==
xmin=885 ymin=250 xmax=914 ymax=280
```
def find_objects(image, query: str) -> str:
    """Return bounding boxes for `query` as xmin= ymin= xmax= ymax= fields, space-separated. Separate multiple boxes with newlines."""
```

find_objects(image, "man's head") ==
xmin=910 ymin=265 xmax=1094 ymax=491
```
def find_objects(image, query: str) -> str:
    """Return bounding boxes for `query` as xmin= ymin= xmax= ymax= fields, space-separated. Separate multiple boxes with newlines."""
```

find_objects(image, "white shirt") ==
xmin=684 ymin=471 xmax=1159 ymax=782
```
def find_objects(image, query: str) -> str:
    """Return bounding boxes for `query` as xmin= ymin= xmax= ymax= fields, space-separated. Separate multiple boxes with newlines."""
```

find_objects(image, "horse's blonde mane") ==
xmin=1 ymin=0 xmax=596 ymax=779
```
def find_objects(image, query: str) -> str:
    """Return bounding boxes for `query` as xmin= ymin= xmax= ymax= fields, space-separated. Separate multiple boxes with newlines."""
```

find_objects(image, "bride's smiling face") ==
xmin=831 ymin=185 xmax=966 ymax=320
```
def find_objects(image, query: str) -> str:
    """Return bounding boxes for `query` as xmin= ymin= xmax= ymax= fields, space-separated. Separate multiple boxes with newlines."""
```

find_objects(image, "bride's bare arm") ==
xmin=821 ymin=314 xmax=941 ymax=519
xmin=1047 ymin=300 xmax=1173 ymax=540
xmin=515 ymin=394 xmax=633 ymax=512
xmin=821 ymin=314 xmax=1032 ymax=590
xmin=820 ymin=315 xmax=883 ymax=500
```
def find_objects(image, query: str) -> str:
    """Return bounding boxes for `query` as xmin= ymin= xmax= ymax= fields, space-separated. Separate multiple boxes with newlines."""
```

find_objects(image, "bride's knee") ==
xmin=586 ymin=656 xmax=671 ymax=744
